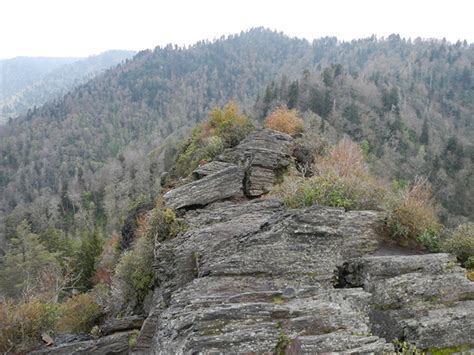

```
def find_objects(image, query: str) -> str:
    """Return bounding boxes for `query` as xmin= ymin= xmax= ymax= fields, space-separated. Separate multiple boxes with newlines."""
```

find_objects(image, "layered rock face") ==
xmin=135 ymin=201 xmax=394 ymax=354
xmin=37 ymin=129 xmax=474 ymax=354
xmin=136 ymin=130 xmax=474 ymax=354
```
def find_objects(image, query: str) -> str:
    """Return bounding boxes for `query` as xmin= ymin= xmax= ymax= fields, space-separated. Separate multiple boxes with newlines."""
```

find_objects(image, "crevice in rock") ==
xmin=333 ymin=261 xmax=364 ymax=288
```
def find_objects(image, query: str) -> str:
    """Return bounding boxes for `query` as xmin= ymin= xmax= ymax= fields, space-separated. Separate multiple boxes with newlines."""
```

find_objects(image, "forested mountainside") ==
xmin=0 ymin=50 xmax=135 ymax=123
xmin=0 ymin=56 xmax=80 ymax=99
xmin=0 ymin=28 xmax=473 ymax=249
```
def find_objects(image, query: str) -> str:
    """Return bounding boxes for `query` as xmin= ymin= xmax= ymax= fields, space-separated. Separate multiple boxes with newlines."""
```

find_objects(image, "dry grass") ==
xmin=272 ymin=137 xmax=387 ymax=210
xmin=386 ymin=176 xmax=441 ymax=246
xmin=56 ymin=293 xmax=102 ymax=333
xmin=314 ymin=138 xmax=366 ymax=178
xmin=264 ymin=106 xmax=304 ymax=135
xmin=0 ymin=298 xmax=61 ymax=353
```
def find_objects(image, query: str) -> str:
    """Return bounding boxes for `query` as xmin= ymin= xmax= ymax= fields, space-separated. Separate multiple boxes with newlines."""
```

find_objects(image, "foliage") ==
xmin=416 ymin=229 xmax=441 ymax=252
xmin=272 ymin=138 xmax=386 ymax=210
xmin=386 ymin=177 xmax=442 ymax=248
xmin=273 ymin=172 xmax=385 ymax=210
xmin=74 ymin=229 xmax=104 ymax=291
xmin=56 ymin=293 xmax=102 ymax=333
xmin=93 ymin=234 xmax=121 ymax=286
xmin=110 ymin=201 xmax=185 ymax=314
xmin=392 ymin=339 xmax=424 ymax=354
xmin=174 ymin=102 xmax=254 ymax=177
xmin=0 ymin=221 xmax=65 ymax=300
xmin=275 ymin=322 xmax=291 ymax=355
xmin=264 ymin=106 xmax=304 ymax=135
xmin=1 ymin=30 xmax=473 ymax=268
xmin=128 ymin=329 xmax=140 ymax=348
xmin=442 ymin=223 xmax=474 ymax=268
xmin=0 ymin=298 xmax=61 ymax=353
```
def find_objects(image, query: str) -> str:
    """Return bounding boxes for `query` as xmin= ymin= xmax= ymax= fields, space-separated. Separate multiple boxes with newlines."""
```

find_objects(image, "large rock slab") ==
xmin=100 ymin=315 xmax=144 ymax=336
xmin=133 ymin=202 xmax=390 ymax=354
xmin=31 ymin=331 xmax=135 ymax=355
xmin=339 ymin=254 xmax=474 ymax=350
xmin=191 ymin=161 xmax=235 ymax=180
xmin=163 ymin=165 xmax=244 ymax=209
xmin=218 ymin=129 xmax=293 ymax=196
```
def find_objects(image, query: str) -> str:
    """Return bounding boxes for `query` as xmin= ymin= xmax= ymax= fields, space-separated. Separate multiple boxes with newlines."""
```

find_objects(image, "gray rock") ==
xmin=340 ymin=254 xmax=474 ymax=350
xmin=192 ymin=161 xmax=235 ymax=180
xmin=133 ymin=202 xmax=390 ymax=354
xmin=31 ymin=331 xmax=135 ymax=355
xmin=100 ymin=316 xmax=144 ymax=336
xmin=54 ymin=129 xmax=474 ymax=354
xmin=163 ymin=165 xmax=244 ymax=209
xmin=218 ymin=129 xmax=293 ymax=196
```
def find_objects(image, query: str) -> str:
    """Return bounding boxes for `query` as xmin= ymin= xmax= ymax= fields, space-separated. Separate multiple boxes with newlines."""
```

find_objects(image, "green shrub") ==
xmin=174 ymin=102 xmax=254 ymax=177
xmin=272 ymin=138 xmax=387 ymax=210
xmin=416 ymin=229 xmax=441 ymax=252
xmin=56 ymin=293 xmax=102 ymax=333
xmin=272 ymin=172 xmax=386 ymax=210
xmin=386 ymin=177 xmax=442 ymax=249
xmin=392 ymin=339 xmax=423 ymax=354
xmin=0 ymin=298 xmax=61 ymax=353
xmin=111 ymin=202 xmax=186 ymax=314
xmin=112 ymin=233 xmax=155 ymax=314
xmin=442 ymin=223 xmax=474 ymax=268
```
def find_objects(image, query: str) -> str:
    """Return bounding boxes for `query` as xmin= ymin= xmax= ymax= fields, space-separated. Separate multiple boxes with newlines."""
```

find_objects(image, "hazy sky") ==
xmin=1 ymin=0 xmax=473 ymax=59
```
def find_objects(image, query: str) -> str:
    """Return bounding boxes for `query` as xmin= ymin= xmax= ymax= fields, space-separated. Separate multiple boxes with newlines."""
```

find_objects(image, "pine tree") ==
xmin=0 ymin=221 xmax=60 ymax=299
xmin=420 ymin=119 xmax=429 ymax=145
xmin=74 ymin=229 xmax=103 ymax=291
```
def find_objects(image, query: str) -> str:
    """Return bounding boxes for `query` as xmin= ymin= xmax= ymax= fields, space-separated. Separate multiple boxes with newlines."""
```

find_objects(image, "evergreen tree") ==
xmin=287 ymin=81 xmax=299 ymax=109
xmin=420 ymin=119 xmax=429 ymax=145
xmin=0 ymin=221 xmax=60 ymax=299
xmin=74 ymin=229 xmax=103 ymax=291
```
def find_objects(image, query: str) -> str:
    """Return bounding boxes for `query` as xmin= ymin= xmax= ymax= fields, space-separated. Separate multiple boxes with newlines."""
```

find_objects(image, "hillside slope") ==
xmin=0 ymin=50 xmax=135 ymax=123
xmin=0 ymin=56 xmax=80 ymax=99
xmin=0 ymin=29 xmax=472 ymax=247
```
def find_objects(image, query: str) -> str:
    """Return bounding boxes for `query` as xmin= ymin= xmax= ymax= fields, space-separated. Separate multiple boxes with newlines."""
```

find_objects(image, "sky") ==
xmin=1 ymin=0 xmax=473 ymax=59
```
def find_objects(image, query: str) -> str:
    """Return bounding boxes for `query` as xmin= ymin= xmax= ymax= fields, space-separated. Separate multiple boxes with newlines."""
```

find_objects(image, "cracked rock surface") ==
xmin=36 ymin=129 xmax=474 ymax=354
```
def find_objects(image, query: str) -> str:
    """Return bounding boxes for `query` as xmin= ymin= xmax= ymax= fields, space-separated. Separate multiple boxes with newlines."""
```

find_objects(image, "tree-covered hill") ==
xmin=0 ymin=56 xmax=80 ymax=99
xmin=0 ymin=28 xmax=472 ymax=247
xmin=0 ymin=50 xmax=136 ymax=123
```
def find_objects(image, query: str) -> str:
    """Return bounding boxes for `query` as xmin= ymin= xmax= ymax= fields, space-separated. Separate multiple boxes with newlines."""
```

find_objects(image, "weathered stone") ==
xmin=52 ymin=129 xmax=474 ymax=354
xmin=340 ymin=254 xmax=474 ymax=350
xmin=192 ymin=161 xmax=235 ymax=180
xmin=132 ymin=202 xmax=390 ymax=354
xmin=31 ymin=331 xmax=135 ymax=354
xmin=100 ymin=315 xmax=144 ymax=336
xmin=163 ymin=165 xmax=244 ymax=209
xmin=218 ymin=129 xmax=293 ymax=196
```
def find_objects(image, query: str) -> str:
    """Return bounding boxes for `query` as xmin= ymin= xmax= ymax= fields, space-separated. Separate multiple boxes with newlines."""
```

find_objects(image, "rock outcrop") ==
xmin=338 ymin=254 xmax=474 ymax=349
xmin=38 ymin=129 xmax=474 ymax=354
xmin=133 ymin=201 xmax=395 ymax=354
xmin=31 ymin=331 xmax=136 ymax=355
xmin=217 ymin=129 xmax=293 ymax=197
xmin=164 ymin=165 xmax=245 ymax=209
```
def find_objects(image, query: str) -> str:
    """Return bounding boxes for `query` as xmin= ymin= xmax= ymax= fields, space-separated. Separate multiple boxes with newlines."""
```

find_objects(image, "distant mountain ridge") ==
xmin=0 ymin=50 xmax=136 ymax=123
xmin=0 ymin=56 xmax=80 ymax=98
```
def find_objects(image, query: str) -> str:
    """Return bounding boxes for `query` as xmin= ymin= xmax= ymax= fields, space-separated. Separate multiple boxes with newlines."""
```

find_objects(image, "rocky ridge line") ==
xmin=36 ymin=129 xmax=474 ymax=354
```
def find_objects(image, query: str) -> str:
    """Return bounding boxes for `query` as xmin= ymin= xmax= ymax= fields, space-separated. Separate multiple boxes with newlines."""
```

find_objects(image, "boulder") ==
xmin=192 ymin=161 xmax=235 ymax=180
xmin=100 ymin=315 xmax=144 ymax=336
xmin=133 ymin=202 xmax=391 ymax=353
xmin=163 ymin=165 xmax=244 ymax=209
xmin=31 ymin=331 xmax=136 ymax=355
xmin=218 ymin=129 xmax=293 ymax=196
xmin=339 ymin=254 xmax=474 ymax=349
